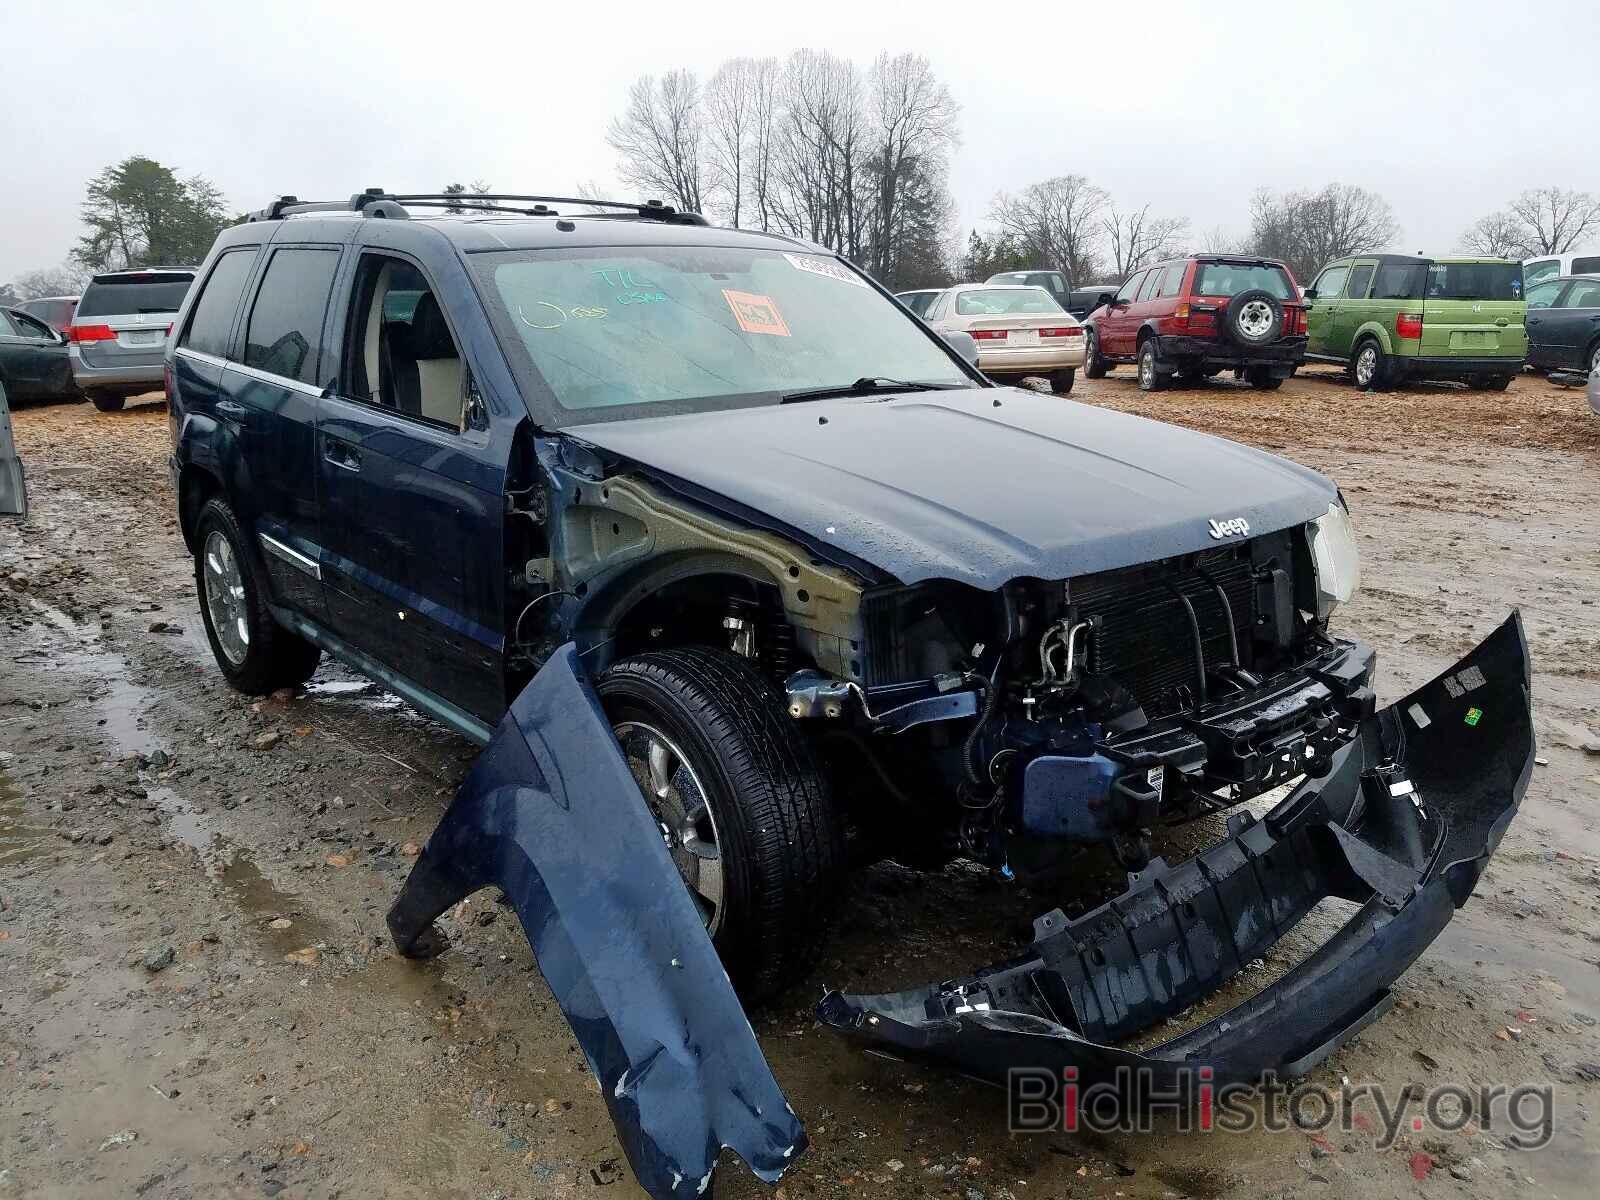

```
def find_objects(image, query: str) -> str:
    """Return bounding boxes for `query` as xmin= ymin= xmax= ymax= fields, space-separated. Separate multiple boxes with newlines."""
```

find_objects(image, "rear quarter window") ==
xmin=243 ymin=248 xmax=341 ymax=385
xmin=78 ymin=273 xmax=194 ymax=318
xmin=179 ymin=251 xmax=258 ymax=359
xmin=1373 ymin=264 xmax=1425 ymax=300
xmin=1570 ymin=256 xmax=1600 ymax=275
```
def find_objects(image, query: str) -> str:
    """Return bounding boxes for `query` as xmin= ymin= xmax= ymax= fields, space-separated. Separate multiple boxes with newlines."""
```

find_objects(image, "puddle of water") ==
xmin=213 ymin=850 xmax=337 ymax=946
xmin=24 ymin=596 xmax=161 ymax=757
xmin=0 ymin=769 xmax=54 ymax=866
xmin=144 ymin=784 xmax=213 ymax=853
xmin=304 ymin=679 xmax=379 ymax=699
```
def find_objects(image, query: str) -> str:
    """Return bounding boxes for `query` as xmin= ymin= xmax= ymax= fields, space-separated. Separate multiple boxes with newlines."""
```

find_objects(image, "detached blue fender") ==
xmin=387 ymin=644 xmax=805 ymax=1197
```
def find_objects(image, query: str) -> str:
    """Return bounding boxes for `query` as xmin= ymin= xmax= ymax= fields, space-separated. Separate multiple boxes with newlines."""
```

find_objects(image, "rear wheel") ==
xmin=1050 ymin=368 xmax=1076 ymax=394
xmin=86 ymin=391 xmax=125 ymax=413
xmin=595 ymin=647 xmax=846 ymax=1001
xmin=1246 ymin=366 xmax=1284 ymax=390
xmin=194 ymin=498 xmax=321 ymax=694
xmin=1351 ymin=339 xmax=1392 ymax=392
xmin=1083 ymin=329 xmax=1109 ymax=378
xmin=1137 ymin=340 xmax=1164 ymax=392
xmin=1586 ymin=340 xmax=1600 ymax=376
xmin=1468 ymin=373 xmax=1512 ymax=391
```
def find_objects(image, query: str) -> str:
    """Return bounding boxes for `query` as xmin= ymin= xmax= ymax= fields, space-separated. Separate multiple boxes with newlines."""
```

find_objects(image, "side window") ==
xmin=243 ymin=248 xmax=340 ymax=386
xmin=180 ymin=249 xmax=258 ymax=359
xmin=1114 ymin=272 xmax=1146 ymax=302
xmin=1525 ymin=281 xmax=1564 ymax=309
xmin=1135 ymin=269 xmax=1163 ymax=302
xmin=1312 ymin=265 xmax=1349 ymax=300
xmin=1571 ymin=256 xmax=1600 ymax=275
xmin=1345 ymin=263 xmax=1375 ymax=299
xmin=1152 ymin=264 xmax=1186 ymax=298
xmin=1561 ymin=280 xmax=1600 ymax=308
xmin=1523 ymin=259 xmax=1558 ymax=286
xmin=1047 ymin=273 xmax=1067 ymax=294
xmin=342 ymin=254 xmax=467 ymax=431
xmin=11 ymin=311 xmax=53 ymax=339
xmin=0 ymin=311 xmax=18 ymax=336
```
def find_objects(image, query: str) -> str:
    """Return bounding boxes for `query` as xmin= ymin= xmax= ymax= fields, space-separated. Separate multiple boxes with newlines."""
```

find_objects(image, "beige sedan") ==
xmin=925 ymin=284 xmax=1086 ymax=393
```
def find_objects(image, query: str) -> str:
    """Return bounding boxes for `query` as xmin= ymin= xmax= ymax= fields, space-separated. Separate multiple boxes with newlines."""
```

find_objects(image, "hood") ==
xmin=566 ymin=388 xmax=1337 ymax=590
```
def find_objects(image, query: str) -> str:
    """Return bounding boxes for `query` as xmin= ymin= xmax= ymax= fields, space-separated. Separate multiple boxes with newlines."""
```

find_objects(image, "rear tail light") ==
xmin=1396 ymin=312 xmax=1424 ymax=340
xmin=971 ymin=329 xmax=1008 ymax=341
xmin=1039 ymin=327 xmax=1083 ymax=338
xmin=70 ymin=324 xmax=117 ymax=343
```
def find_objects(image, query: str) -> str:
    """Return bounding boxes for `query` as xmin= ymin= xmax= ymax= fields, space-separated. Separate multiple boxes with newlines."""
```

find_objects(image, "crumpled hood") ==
xmin=567 ymin=388 xmax=1338 ymax=589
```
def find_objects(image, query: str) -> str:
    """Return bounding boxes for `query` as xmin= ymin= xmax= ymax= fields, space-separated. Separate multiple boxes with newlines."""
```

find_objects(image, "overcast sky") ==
xmin=4 ymin=1 xmax=1597 ymax=282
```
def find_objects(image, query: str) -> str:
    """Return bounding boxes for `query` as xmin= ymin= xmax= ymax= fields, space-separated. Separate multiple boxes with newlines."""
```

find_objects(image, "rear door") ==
xmin=1304 ymin=263 xmax=1349 ymax=356
xmin=72 ymin=271 xmax=193 ymax=375
xmin=1418 ymin=262 xmax=1526 ymax=362
xmin=1328 ymin=259 xmax=1376 ymax=358
xmin=1523 ymin=278 xmax=1566 ymax=367
xmin=1541 ymin=277 xmax=1600 ymax=370
xmin=315 ymin=247 xmax=507 ymax=723
xmin=219 ymin=240 xmax=347 ymax=619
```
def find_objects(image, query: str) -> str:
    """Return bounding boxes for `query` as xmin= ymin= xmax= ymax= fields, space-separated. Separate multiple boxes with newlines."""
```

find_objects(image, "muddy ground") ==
xmin=2 ymin=370 xmax=1598 ymax=1200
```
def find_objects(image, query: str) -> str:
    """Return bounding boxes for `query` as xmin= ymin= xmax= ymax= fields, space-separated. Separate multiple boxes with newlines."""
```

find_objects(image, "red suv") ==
xmin=1083 ymin=255 xmax=1306 ymax=391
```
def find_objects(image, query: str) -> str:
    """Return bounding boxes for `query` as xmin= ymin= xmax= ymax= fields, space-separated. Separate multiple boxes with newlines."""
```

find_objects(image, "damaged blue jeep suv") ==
xmin=169 ymin=190 xmax=1532 ymax=1198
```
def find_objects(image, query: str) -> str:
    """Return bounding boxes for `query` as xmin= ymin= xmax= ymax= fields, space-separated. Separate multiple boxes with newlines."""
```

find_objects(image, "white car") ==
xmin=1589 ymin=360 xmax=1600 ymax=417
xmin=923 ymin=284 xmax=1085 ymax=393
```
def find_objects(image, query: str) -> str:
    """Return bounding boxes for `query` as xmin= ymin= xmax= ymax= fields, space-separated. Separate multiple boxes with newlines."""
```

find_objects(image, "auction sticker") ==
xmin=723 ymin=289 xmax=791 ymax=336
xmin=784 ymin=252 xmax=869 ymax=288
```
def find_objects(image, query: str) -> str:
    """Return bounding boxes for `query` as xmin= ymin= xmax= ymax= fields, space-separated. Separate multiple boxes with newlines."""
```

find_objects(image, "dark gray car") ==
xmin=70 ymin=268 xmax=194 ymax=411
xmin=1525 ymin=273 xmax=1600 ymax=375
xmin=0 ymin=377 xmax=25 ymax=517
xmin=0 ymin=307 xmax=76 ymax=401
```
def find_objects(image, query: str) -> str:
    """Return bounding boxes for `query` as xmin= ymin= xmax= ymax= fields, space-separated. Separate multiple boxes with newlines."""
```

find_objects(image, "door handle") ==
xmin=322 ymin=440 xmax=361 ymax=472
xmin=216 ymin=399 xmax=249 ymax=418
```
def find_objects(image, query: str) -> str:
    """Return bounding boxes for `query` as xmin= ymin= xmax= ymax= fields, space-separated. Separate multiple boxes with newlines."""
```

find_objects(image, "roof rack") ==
xmin=246 ymin=189 xmax=708 ymax=225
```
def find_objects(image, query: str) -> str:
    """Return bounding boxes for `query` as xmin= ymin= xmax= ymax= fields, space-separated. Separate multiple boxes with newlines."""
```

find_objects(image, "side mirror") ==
xmin=1302 ymin=288 xmax=1318 ymax=300
xmin=1097 ymin=292 xmax=1117 ymax=308
xmin=941 ymin=329 xmax=980 ymax=367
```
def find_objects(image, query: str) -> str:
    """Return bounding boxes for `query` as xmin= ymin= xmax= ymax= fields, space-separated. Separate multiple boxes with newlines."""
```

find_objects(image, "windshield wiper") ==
xmin=780 ymin=376 xmax=960 ymax=404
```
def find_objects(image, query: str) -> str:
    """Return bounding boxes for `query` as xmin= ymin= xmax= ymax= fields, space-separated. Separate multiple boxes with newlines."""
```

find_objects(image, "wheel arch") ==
xmin=1353 ymin=322 xmax=1395 ymax=356
xmin=178 ymin=461 xmax=224 ymax=554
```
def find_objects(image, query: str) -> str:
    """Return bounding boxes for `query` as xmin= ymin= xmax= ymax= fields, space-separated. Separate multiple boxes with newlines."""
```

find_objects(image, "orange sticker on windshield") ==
xmin=723 ymin=289 xmax=790 ymax=336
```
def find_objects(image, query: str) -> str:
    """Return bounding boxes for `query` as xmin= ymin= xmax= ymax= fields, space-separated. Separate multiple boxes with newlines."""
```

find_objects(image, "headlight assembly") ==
xmin=1307 ymin=502 xmax=1361 ymax=619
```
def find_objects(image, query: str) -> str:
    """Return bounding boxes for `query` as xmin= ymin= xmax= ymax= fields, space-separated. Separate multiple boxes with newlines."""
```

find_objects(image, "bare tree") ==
xmin=770 ymin=50 xmax=868 ymax=255
xmin=1462 ymin=187 xmax=1600 ymax=258
xmin=606 ymin=70 xmax=706 ymax=212
xmin=1459 ymin=209 xmax=1524 ymax=257
xmin=861 ymin=52 xmax=959 ymax=283
xmin=1247 ymin=183 xmax=1397 ymax=281
xmin=11 ymin=263 xmax=90 ymax=299
xmin=1101 ymin=202 xmax=1188 ymax=278
xmin=989 ymin=175 xmax=1109 ymax=285
xmin=702 ymin=58 xmax=772 ymax=228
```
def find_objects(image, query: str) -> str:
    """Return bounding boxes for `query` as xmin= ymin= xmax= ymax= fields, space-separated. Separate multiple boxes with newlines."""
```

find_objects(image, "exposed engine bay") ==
xmin=704 ymin=511 xmax=1373 ymax=875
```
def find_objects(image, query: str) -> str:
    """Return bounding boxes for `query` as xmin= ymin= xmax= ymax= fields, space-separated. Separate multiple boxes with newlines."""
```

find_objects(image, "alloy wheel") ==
xmin=1355 ymin=345 xmax=1377 ymax=386
xmin=613 ymin=720 xmax=726 ymax=934
xmin=1139 ymin=347 xmax=1154 ymax=388
xmin=202 ymin=530 xmax=250 ymax=666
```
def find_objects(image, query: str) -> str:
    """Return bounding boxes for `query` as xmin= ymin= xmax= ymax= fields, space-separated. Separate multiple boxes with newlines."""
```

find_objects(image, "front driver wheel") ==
xmin=1050 ymin=368 xmax=1076 ymax=394
xmin=193 ymin=497 xmax=321 ymax=693
xmin=596 ymin=646 xmax=846 ymax=1002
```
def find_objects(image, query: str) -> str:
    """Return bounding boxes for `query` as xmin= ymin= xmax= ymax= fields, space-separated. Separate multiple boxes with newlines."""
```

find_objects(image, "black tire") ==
xmin=595 ymin=647 xmax=845 ymax=1001
xmin=1246 ymin=366 xmax=1284 ymax=390
xmin=1050 ymin=368 xmax=1076 ymax=394
xmin=87 ymin=391 xmax=125 ymax=413
xmin=1136 ymin=339 xmax=1164 ymax=392
xmin=1083 ymin=329 xmax=1109 ymax=378
xmin=1586 ymin=339 xmax=1600 ymax=376
xmin=1221 ymin=289 xmax=1285 ymax=348
xmin=1351 ymin=338 xmax=1393 ymax=392
xmin=193 ymin=497 xmax=321 ymax=694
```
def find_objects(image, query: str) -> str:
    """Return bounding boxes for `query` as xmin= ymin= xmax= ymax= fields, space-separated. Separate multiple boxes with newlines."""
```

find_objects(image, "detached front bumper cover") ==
xmin=820 ymin=612 xmax=1534 ymax=1091
xmin=387 ymin=645 xmax=804 ymax=1199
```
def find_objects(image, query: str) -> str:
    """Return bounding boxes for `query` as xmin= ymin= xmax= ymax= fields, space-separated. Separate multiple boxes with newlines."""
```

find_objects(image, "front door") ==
xmin=0 ymin=310 xmax=68 ymax=399
xmin=1102 ymin=269 xmax=1148 ymax=358
xmin=315 ymin=250 xmax=508 ymax=723
xmin=1304 ymin=263 xmax=1349 ymax=357
xmin=1327 ymin=259 xmax=1377 ymax=358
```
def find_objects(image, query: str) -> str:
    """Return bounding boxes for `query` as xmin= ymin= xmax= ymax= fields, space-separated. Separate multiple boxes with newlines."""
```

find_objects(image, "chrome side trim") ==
xmin=227 ymin=360 xmax=324 ymax=398
xmin=172 ymin=346 xmax=228 ymax=370
xmin=259 ymin=533 xmax=321 ymax=580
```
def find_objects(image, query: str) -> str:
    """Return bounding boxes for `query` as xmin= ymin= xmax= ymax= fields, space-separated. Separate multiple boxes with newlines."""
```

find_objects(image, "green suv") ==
xmin=1303 ymin=254 xmax=1525 ymax=391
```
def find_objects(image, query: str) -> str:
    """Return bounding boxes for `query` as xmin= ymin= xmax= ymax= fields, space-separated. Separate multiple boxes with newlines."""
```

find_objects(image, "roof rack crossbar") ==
xmin=247 ymin=191 xmax=708 ymax=225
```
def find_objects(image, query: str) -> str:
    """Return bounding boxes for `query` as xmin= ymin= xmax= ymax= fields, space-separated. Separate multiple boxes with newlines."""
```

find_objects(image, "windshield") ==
xmin=954 ymin=287 xmax=1063 ymax=315
xmin=77 ymin=273 xmax=193 ymax=317
xmin=1193 ymin=263 xmax=1295 ymax=299
xmin=1425 ymin=262 xmax=1523 ymax=301
xmin=476 ymin=246 xmax=970 ymax=424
